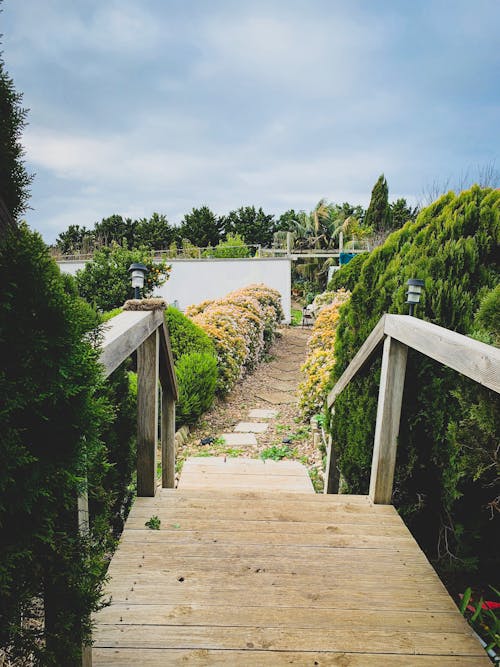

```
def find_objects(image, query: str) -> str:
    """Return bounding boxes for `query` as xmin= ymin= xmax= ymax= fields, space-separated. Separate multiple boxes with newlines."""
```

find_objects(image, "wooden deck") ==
xmin=92 ymin=457 xmax=487 ymax=665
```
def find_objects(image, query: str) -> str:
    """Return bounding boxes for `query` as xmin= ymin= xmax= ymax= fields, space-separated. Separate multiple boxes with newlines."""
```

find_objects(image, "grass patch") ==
xmin=260 ymin=444 xmax=297 ymax=461
xmin=290 ymin=308 xmax=302 ymax=327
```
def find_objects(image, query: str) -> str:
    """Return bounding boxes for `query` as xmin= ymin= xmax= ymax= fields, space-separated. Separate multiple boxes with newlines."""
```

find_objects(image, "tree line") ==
xmin=54 ymin=177 xmax=419 ymax=255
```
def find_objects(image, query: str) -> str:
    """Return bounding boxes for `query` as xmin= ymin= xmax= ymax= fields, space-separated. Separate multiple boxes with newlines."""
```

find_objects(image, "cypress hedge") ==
xmin=328 ymin=186 xmax=499 ymax=582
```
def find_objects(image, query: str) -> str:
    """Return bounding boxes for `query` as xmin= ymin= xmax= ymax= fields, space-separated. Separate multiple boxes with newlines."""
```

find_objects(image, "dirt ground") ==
xmin=176 ymin=323 xmax=325 ymax=491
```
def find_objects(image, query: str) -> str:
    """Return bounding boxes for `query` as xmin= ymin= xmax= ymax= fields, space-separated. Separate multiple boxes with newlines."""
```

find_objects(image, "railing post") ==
xmin=77 ymin=488 xmax=93 ymax=667
xmin=137 ymin=328 xmax=159 ymax=496
xmin=324 ymin=430 xmax=339 ymax=494
xmin=369 ymin=335 xmax=408 ymax=504
xmin=161 ymin=386 xmax=176 ymax=488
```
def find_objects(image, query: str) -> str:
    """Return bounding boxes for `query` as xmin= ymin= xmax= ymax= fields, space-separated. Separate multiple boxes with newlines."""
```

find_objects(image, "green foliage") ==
xmin=0 ymin=224 xmax=113 ymax=664
xmin=164 ymin=306 xmax=215 ymax=362
xmin=473 ymin=284 xmax=500 ymax=345
xmin=75 ymin=241 xmax=170 ymax=311
xmin=0 ymin=48 xmax=33 ymax=220
xmin=460 ymin=586 xmax=500 ymax=656
xmin=364 ymin=174 xmax=391 ymax=233
xmin=222 ymin=206 xmax=276 ymax=246
xmin=178 ymin=206 xmax=223 ymax=247
xmin=329 ymin=186 xmax=500 ymax=581
xmin=145 ymin=516 xmax=161 ymax=530
xmin=56 ymin=213 xmax=175 ymax=254
xmin=175 ymin=352 xmax=218 ymax=426
xmin=260 ymin=444 xmax=296 ymax=461
xmin=327 ymin=253 xmax=368 ymax=291
xmin=101 ymin=306 xmax=123 ymax=322
xmin=389 ymin=198 xmax=419 ymax=231
xmin=209 ymin=232 xmax=250 ymax=258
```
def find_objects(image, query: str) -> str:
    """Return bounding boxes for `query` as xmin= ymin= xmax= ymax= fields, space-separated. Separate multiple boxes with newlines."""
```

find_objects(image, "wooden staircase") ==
xmin=92 ymin=458 xmax=487 ymax=665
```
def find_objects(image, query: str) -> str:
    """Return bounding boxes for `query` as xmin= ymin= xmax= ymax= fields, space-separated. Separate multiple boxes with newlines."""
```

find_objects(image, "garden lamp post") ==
xmin=128 ymin=263 xmax=148 ymax=299
xmin=406 ymin=278 xmax=424 ymax=316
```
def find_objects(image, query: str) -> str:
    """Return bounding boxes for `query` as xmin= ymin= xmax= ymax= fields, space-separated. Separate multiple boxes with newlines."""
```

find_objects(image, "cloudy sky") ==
xmin=2 ymin=0 xmax=499 ymax=243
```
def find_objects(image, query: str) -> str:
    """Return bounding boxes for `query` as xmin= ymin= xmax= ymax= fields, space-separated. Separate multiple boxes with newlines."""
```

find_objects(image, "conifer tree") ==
xmin=364 ymin=174 xmax=391 ymax=233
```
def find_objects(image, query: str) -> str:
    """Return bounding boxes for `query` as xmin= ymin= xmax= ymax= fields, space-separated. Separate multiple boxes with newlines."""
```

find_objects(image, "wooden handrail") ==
xmin=325 ymin=314 xmax=500 ymax=502
xmin=97 ymin=309 xmax=178 ymax=498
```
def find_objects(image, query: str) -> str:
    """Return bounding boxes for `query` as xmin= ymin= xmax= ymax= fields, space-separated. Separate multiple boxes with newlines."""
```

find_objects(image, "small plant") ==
xmin=213 ymin=436 xmax=226 ymax=446
xmin=145 ymin=515 xmax=161 ymax=530
xmin=261 ymin=444 xmax=296 ymax=461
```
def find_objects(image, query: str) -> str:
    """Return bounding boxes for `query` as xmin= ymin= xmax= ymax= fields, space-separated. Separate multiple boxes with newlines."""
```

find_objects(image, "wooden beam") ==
xmin=99 ymin=310 xmax=163 ymax=379
xmin=161 ymin=387 xmax=176 ymax=489
xmin=159 ymin=321 xmax=178 ymax=400
xmin=384 ymin=315 xmax=500 ymax=394
xmin=369 ymin=336 xmax=408 ymax=504
xmin=137 ymin=329 xmax=159 ymax=497
xmin=327 ymin=315 xmax=386 ymax=408
xmin=323 ymin=433 xmax=339 ymax=494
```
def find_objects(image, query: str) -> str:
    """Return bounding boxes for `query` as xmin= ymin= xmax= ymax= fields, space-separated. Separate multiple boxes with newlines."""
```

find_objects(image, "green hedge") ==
xmin=327 ymin=252 xmax=368 ymax=292
xmin=164 ymin=305 xmax=215 ymax=361
xmin=0 ymin=225 xmax=113 ymax=664
xmin=164 ymin=307 xmax=218 ymax=425
xmin=175 ymin=352 xmax=218 ymax=425
xmin=328 ymin=186 xmax=499 ymax=581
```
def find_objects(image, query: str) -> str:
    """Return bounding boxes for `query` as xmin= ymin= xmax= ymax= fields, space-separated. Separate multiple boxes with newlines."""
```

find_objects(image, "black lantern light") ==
xmin=128 ymin=262 xmax=148 ymax=299
xmin=406 ymin=278 xmax=424 ymax=316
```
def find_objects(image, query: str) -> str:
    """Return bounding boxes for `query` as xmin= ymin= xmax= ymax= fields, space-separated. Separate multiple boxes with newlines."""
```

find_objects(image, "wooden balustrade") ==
xmin=78 ymin=308 xmax=178 ymax=664
xmin=325 ymin=314 xmax=500 ymax=502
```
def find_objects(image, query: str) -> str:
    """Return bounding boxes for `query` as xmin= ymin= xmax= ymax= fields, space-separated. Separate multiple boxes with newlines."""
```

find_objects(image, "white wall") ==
xmin=57 ymin=257 xmax=292 ymax=322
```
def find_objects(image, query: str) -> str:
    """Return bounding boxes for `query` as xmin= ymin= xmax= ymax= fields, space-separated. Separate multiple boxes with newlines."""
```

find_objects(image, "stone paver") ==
xmin=248 ymin=409 xmax=278 ymax=419
xmin=271 ymin=361 xmax=299 ymax=372
xmin=218 ymin=432 xmax=258 ymax=446
xmin=255 ymin=390 xmax=297 ymax=405
xmin=267 ymin=379 xmax=297 ymax=392
xmin=234 ymin=421 xmax=269 ymax=433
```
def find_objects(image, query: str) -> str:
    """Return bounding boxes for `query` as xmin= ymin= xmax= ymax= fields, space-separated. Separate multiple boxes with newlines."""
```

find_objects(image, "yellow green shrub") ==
xmin=186 ymin=284 xmax=283 ymax=395
xmin=299 ymin=289 xmax=351 ymax=417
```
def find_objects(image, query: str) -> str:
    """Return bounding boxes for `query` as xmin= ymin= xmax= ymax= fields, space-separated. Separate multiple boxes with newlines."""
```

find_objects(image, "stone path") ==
xmin=175 ymin=326 xmax=325 ymax=491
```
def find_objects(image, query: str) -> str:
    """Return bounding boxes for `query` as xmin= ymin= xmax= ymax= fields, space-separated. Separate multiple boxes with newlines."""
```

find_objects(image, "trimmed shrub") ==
xmin=175 ymin=352 xmax=218 ymax=425
xmin=164 ymin=306 xmax=215 ymax=361
xmin=186 ymin=284 xmax=283 ymax=395
xmin=328 ymin=186 xmax=499 ymax=581
xmin=299 ymin=290 xmax=350 ymax=417
xmin=0 ymin=224 xmax=112 ymax=664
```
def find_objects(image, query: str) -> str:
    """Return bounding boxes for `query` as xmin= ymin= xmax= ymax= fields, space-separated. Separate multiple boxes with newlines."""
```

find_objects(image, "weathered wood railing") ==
xmin=79 ymin=308 xmax=178 ymax=665
xmin=325 ymin=314 xmax=500 ymax=503
xmin=98 ymin=308 xmax=178 ymax=493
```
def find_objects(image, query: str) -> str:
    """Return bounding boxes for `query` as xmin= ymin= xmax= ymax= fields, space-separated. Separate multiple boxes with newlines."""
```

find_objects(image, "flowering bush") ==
xmin=299 ymin=289 xmax=351 ymax=417
xmin=186 ymin=284 xmax=283 ymax=395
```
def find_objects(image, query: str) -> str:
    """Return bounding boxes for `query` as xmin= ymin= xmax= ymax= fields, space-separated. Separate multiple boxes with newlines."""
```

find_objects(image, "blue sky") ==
xmin=2 ymin=0 xmax=499 ymax=243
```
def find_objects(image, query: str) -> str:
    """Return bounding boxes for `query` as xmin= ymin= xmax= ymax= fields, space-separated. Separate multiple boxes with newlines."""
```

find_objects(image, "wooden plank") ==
xmin=178 ymin=474 xmax=313 ymax=493
xmin=161 ymin=387 xmax=175 ymax=489
xmin=103 ymin=570 xmax=450 ymax=596
xmin=99 ymin=310 xmax=163 ymax=378
xmin=369 ymin=336 xmax=408 ymax=504
xmin=99 ymin=585 xmax=457 ymax=612
xmin=107 ymin=541 xmax=430 ymax=564
xmin=127 ymin=507 xmax=402 ymax=525
xmin=119 ymin=530 xmax=423 ymax=552
xmin=158 ymin=321 xmax=178 ymax=399
xmin=93 ymin=649 xmax=488 ymax=666
xmin=327 ymin=314 xmax=386 ymax=408
xmin=94 ymin=604 xmax=468 ymax=633
xmin=156 ymin=489 xmax=377 ymax=504
xmin=123 ymin=517 xmax=409 ymax=536
xmin=92 ymin=625 xmax=484 ymax=656
xmin=385 ymin=314 xmax=500 ymax=394
xmin=136 ymin=330 xmax=159 ymax=497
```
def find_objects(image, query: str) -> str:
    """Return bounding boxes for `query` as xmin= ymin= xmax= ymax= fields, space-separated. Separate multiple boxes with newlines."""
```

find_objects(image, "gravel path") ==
xmin=176 ymin=325 xmax=325 ymax=491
